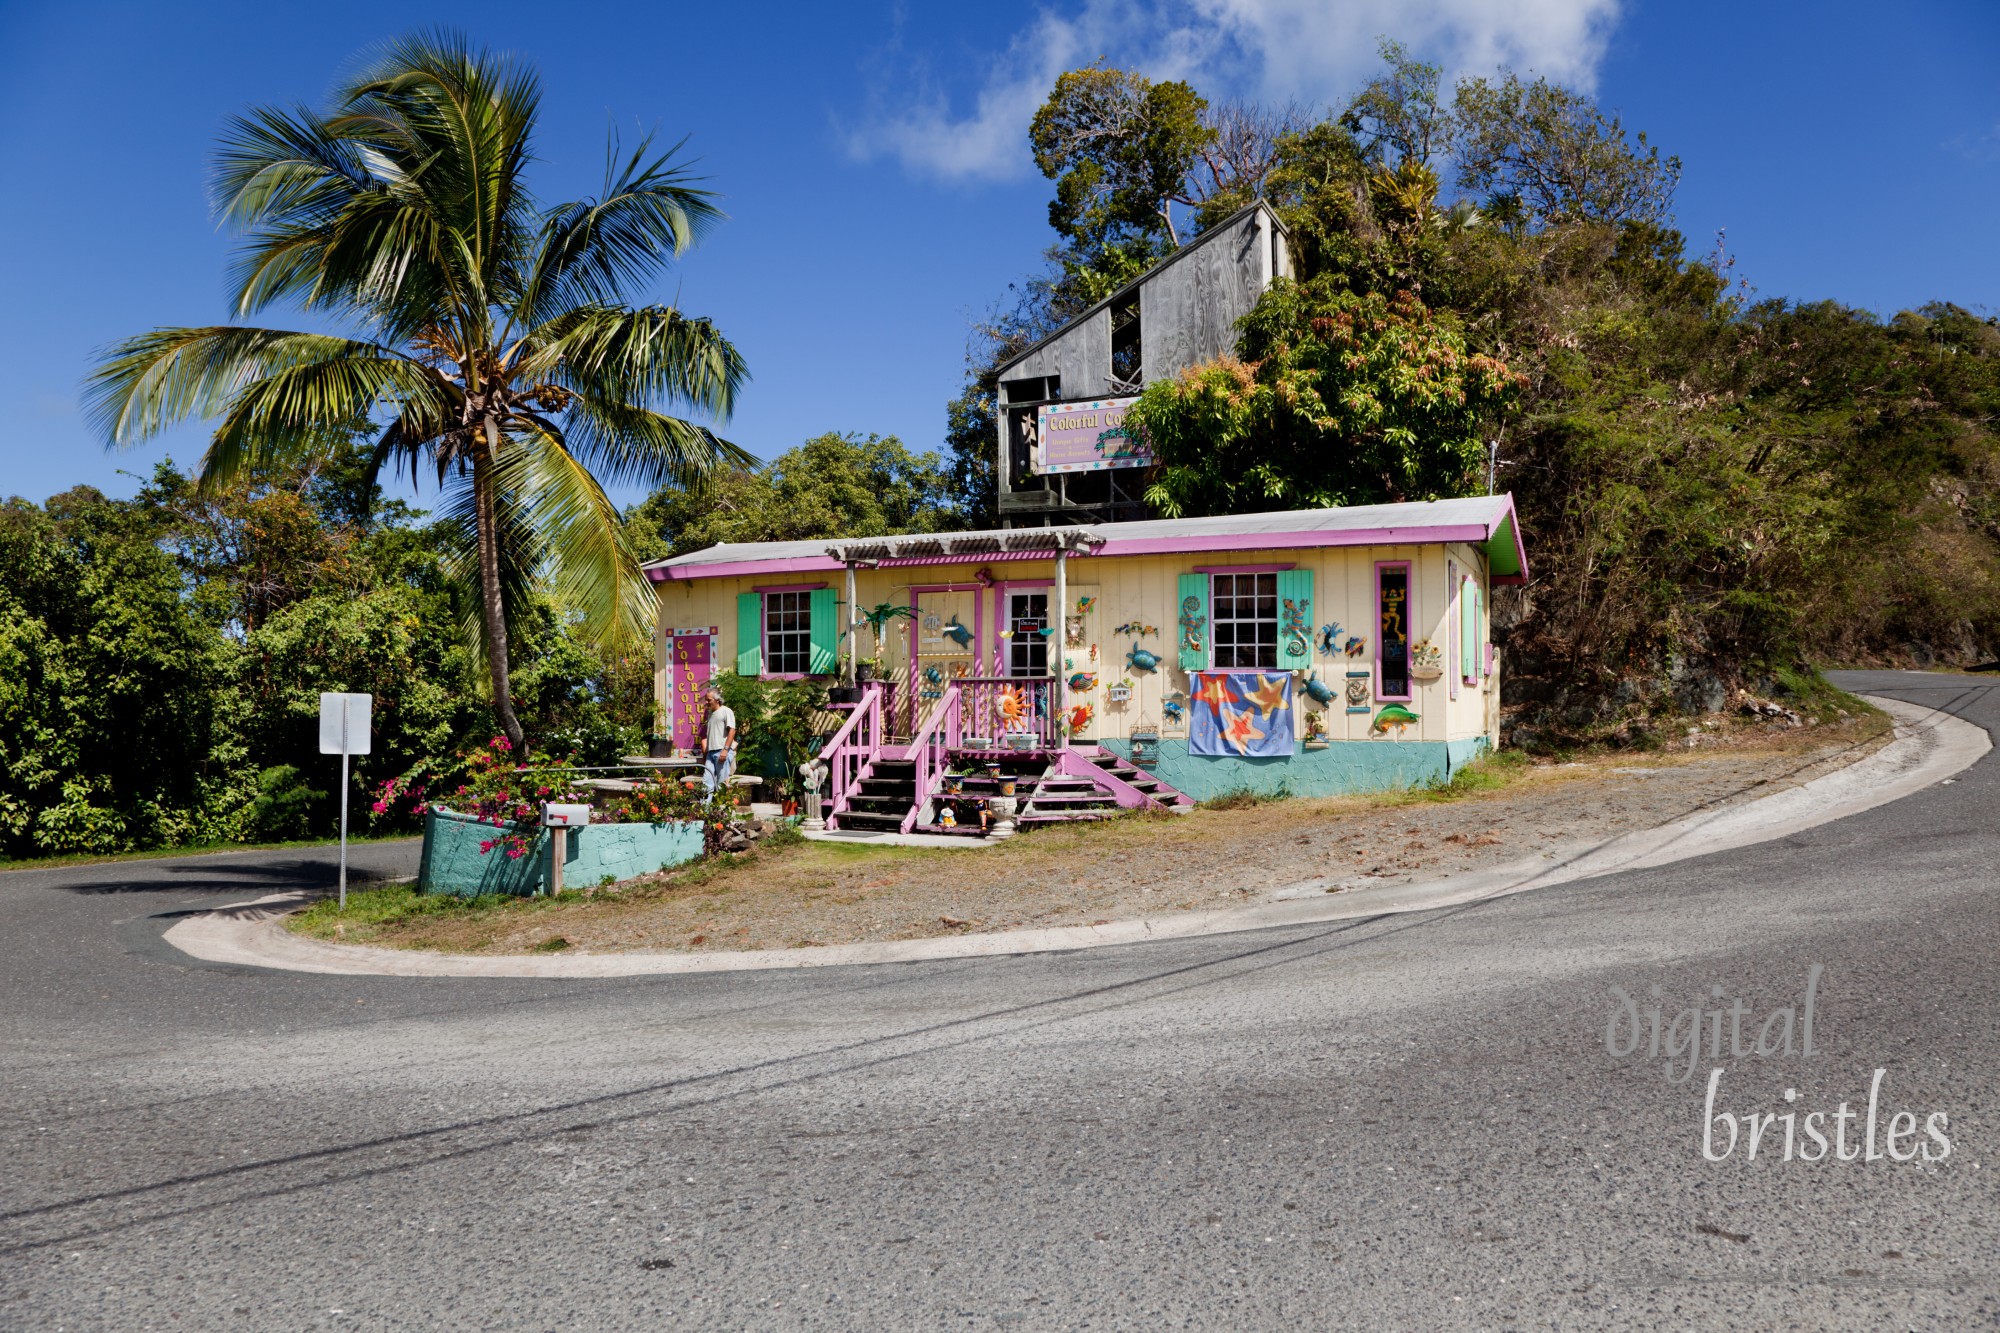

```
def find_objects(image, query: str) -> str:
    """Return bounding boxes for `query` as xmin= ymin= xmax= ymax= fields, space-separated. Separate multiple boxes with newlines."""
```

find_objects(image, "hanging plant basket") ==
xmin=1410 ymin=665 xmax=1444 ymax=683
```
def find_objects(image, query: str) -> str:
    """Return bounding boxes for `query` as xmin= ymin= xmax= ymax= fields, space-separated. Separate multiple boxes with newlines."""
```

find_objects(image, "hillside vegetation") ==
xmin=944 ymin=49 xmax=2000 ymax=744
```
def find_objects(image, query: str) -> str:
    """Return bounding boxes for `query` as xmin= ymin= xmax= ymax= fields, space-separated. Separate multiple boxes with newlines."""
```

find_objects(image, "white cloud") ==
xmin=848 ymin=0 xmax=1623 ymax=182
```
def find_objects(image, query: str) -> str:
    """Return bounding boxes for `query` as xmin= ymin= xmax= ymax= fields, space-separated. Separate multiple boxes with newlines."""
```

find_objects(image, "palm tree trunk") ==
xmin=472 ymin=424 xmax=526 ymax=750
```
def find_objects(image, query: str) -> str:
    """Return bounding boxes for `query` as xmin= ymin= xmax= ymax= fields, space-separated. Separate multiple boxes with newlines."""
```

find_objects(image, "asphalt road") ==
xmin=2 ymin=670 xmax=1996 ymax=1331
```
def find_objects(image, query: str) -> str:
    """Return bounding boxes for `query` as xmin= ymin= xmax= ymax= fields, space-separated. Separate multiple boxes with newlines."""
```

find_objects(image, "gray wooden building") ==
xmin=995 ymin=200 xmax=1293 ymax=527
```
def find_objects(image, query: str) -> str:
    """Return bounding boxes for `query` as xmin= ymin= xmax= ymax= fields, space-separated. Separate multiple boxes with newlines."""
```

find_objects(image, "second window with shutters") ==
xmin=764 ymin=590 xmax=813 ymax=675
xmin=1210 ymin=572 xmax=1278 ymax=669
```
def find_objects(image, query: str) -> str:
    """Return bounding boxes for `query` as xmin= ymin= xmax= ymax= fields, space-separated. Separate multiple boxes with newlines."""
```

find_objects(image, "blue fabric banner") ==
xmin=1189 ymin=671 xmax=1295 ymax=757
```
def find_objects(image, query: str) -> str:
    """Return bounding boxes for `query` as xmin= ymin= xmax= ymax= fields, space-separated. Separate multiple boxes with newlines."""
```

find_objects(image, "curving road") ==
xmin=2 ymin=670 xmax=1995 ymax=1330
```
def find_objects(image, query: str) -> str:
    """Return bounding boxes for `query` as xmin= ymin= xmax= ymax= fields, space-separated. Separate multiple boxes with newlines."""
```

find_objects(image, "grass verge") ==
xmin=0 ymin=832 xmax=420 ymax=874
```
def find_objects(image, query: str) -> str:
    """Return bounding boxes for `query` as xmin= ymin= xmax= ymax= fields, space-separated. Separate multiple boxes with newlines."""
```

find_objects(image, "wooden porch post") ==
xmin=844 ymin=560 xmax=859 ymax=684
xmin=1053 ymin=546 xmax=1068 ymax=751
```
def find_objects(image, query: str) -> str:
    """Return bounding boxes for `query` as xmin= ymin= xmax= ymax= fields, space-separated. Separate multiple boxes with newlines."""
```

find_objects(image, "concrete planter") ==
xmin=416 ymin=808 xmax=705 ymax=898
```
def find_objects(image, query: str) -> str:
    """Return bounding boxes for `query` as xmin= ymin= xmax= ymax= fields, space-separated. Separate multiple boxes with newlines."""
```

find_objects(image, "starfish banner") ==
xmin=1190 ymin=671 xmax=1295 ymax=757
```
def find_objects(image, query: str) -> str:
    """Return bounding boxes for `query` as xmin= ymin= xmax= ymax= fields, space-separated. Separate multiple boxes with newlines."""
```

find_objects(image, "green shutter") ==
xmin=808 ymin=587 xmax=838 ymax=674
xmin=1461 ymin=578 xmax=1480 ymax=680
xmin=1177 ymin=572 xmax=1209 ymax=671
xmin=1276 ymin=569 xmax=1314 ymax=670
xmin=736 ymin=592 xmax=763 ymax=676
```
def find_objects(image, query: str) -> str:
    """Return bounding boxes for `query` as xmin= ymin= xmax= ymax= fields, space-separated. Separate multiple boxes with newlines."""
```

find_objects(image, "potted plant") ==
xmin=857 ymin=603 xmax=918 ymax=682
xmin=855 ymin=656 xmax=884 ymax=684
xmin=1410 ymin=639 xmax=1444 ymax=682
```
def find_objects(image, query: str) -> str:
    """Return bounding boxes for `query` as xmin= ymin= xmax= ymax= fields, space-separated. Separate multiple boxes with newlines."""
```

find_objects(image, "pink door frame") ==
xmin=905 ymin=584 xmax=985 ymax=688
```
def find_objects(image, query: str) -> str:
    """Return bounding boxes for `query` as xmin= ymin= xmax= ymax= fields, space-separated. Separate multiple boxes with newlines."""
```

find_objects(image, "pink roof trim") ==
xmin=647 ymin=497 xmax=1529 ymax=584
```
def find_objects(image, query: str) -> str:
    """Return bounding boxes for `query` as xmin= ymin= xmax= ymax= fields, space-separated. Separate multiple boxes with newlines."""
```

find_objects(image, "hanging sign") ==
xmin=668 ymin=630 xmax=715 ymax=754
xmin=1036 ymin=397 xmax=1150 ymax=474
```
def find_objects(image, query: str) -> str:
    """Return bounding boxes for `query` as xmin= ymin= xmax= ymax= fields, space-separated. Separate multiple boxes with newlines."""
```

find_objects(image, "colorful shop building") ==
xmin=645 ymin=494 xmax=1527 ymax=831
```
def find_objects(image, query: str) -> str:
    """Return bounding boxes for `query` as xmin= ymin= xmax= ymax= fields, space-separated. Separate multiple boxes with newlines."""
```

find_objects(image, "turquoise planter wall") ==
xmin=1100 ymin=737 xmax=1490 ymax=802
xmin=416 ymin=809 xmax=704 ymax=898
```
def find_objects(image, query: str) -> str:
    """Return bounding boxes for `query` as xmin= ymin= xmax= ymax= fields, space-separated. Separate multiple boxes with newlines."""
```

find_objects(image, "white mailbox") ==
xmin=542 ymin=803 xmax=591 ymax=828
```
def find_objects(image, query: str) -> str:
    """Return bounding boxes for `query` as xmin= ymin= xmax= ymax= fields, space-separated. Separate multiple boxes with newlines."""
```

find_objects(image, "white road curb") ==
xmin=164 ymin=695 xmax=1985 ymax=978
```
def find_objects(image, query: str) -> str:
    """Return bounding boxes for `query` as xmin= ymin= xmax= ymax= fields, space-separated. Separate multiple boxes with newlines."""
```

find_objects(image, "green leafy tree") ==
xmin=1129 ymin=279 xmax=1523 ymax=516
xmin=1029 ymin=65 xmax=1216 ymax=302
xmin=630 ymin=432 xmax=956 ymax=559
xmin=0 ymin=490 xmax=241 ymax=855
xmin=1450 ymin=72 xmax=1682 ymax=228
xmin=86 ymin=31 xmax=749 ymax=750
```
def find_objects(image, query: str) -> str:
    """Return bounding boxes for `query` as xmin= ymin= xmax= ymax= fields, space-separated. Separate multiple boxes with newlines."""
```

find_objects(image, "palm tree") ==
xmin=87 ymin=31 xmax=749 ymax=748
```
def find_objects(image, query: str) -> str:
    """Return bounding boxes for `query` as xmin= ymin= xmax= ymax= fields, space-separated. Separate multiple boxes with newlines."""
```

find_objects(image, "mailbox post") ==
xmin=318 ymin=692 xmax=372 ymax=910
xmin=541 ymin=802 xmax=590 ymax=895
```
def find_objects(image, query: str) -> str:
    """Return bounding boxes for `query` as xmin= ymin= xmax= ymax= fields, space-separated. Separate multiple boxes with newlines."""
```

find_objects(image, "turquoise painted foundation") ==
xmin=1098 ymin=736 xmax=1491 ymax=802
xmin=417 ymin=808 xmax=705 ymax=897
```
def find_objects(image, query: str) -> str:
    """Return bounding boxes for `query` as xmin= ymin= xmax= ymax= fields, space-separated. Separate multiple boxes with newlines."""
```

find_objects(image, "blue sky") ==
xmin=2 ymin=0 xmax=1996 ymax=511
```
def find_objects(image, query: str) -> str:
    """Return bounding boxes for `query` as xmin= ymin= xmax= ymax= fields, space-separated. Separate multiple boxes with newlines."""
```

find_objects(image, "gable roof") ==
xmin=644 ymin=493 xmax=1529 ymax=585
xmin=995 ymin=199 xmax=1290 ymax=382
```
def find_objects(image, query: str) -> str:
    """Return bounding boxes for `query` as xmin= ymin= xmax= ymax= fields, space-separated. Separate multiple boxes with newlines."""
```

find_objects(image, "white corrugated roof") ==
xmin=646 ymin=494 xmax=1523 ymax=574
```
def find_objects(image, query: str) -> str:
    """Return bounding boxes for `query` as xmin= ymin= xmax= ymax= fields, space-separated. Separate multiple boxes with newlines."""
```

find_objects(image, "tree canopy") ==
xmin=86 ymin=30 xmax=748 ymax=748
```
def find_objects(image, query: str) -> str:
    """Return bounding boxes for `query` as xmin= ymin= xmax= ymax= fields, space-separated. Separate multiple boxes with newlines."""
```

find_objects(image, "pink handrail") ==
xmin=821 ymin=684 xmax=884 ymax=825
xmin=901 ymin=682 xmax=962 ymax=833
xmin=958 ymin=676 xmax=1059 ymax=748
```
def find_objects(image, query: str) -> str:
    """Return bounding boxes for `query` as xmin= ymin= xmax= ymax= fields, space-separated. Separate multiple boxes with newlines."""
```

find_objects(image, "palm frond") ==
xmin=548 ymin=392 xmax=753 ymax=492
xmin=498 ymin=421 xmax=654 ymax=652
xmin=85 ymin=326 xmax=408 ymax=446
xmin=512 ymin=131 xmax=722 ymax=323
xmin=517 ymin=303 xmax=746 ymax=421
xmin=202 ymin=353 xmax=456 ymax=487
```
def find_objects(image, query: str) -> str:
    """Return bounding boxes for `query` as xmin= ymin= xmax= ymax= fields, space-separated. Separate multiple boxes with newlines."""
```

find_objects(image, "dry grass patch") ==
xmin=293 ymin=706 xmax=1890 ymax=957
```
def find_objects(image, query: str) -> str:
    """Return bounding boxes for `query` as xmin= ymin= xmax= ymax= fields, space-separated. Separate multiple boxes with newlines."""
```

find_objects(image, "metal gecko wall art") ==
xmin=1178 ymin=597 xmax=1206 ymax=656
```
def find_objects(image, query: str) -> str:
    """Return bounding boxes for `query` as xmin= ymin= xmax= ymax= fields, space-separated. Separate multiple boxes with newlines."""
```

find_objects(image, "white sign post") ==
xmin=318 ymin=692 xmax=373 ymax=909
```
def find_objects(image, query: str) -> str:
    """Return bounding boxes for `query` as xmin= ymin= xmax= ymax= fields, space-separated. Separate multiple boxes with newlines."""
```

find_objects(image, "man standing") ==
xmin=701 ymin=686 xmax=737 ymax=801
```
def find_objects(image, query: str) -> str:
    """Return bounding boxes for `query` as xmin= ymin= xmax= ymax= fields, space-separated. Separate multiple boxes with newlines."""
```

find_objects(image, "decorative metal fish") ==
xmin=1068 ymin=672 xmax=1098 ymax=692
xmin=1127 ymin=644 xmax=1162 ymax=673
xmin=1372 ymin=703 xmax=1420 ymax=734
xmin=1343 ymin=635 xmax=1366 ymax=657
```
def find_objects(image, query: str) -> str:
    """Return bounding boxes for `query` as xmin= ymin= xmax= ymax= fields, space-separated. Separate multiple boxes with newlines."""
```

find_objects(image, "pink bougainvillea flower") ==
xmin=479 ymin=840 xmax=494 ymax=853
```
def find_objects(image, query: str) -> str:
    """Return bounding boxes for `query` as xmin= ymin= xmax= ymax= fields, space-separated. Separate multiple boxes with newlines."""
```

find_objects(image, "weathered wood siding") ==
xmin=1139 ymin=210 xmax=1270 ymax=381
xmin=1004 ymin=307 xmax=1112 ymax=401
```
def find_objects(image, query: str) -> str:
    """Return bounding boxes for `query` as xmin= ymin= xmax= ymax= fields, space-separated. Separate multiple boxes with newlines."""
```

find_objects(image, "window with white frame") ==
xmin=1210 ymin=572 xmax=1277 ymax=669
xmin=764 ymin=591 xmax=813 ymax=675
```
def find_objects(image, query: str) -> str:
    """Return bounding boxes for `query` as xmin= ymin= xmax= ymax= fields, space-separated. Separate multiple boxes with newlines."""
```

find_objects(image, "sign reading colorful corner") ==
xmin=1036 ymin=397 xmax=1150 ymax=474
xmin=1189 ymin=671 xmax=1295 ymax=757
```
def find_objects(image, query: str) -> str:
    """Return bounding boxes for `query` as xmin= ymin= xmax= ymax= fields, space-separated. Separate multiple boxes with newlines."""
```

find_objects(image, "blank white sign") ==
xmin=319 ymin=692 xmax=373 ymax=755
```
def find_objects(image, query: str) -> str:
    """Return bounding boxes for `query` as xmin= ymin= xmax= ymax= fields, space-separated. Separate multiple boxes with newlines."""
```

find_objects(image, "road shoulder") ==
xmin=161 ymin=695 xmax=1983 ymax=977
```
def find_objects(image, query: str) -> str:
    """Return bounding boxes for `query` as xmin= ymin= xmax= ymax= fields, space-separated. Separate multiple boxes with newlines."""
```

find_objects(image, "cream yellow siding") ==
xmin=654 ymin=541 xmax=1498 ymax=745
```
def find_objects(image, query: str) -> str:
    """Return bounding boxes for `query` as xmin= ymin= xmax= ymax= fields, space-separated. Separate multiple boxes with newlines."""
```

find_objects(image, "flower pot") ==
xmin=998 ymin=777 xmax=1017 ymax=797
xmin=827 ymin=684 xmax=862 ymax=706
xmin=961 ymin=736 xmax=992 ymax=751
xmin=856 ymin=662 xmax=880 ymax=683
